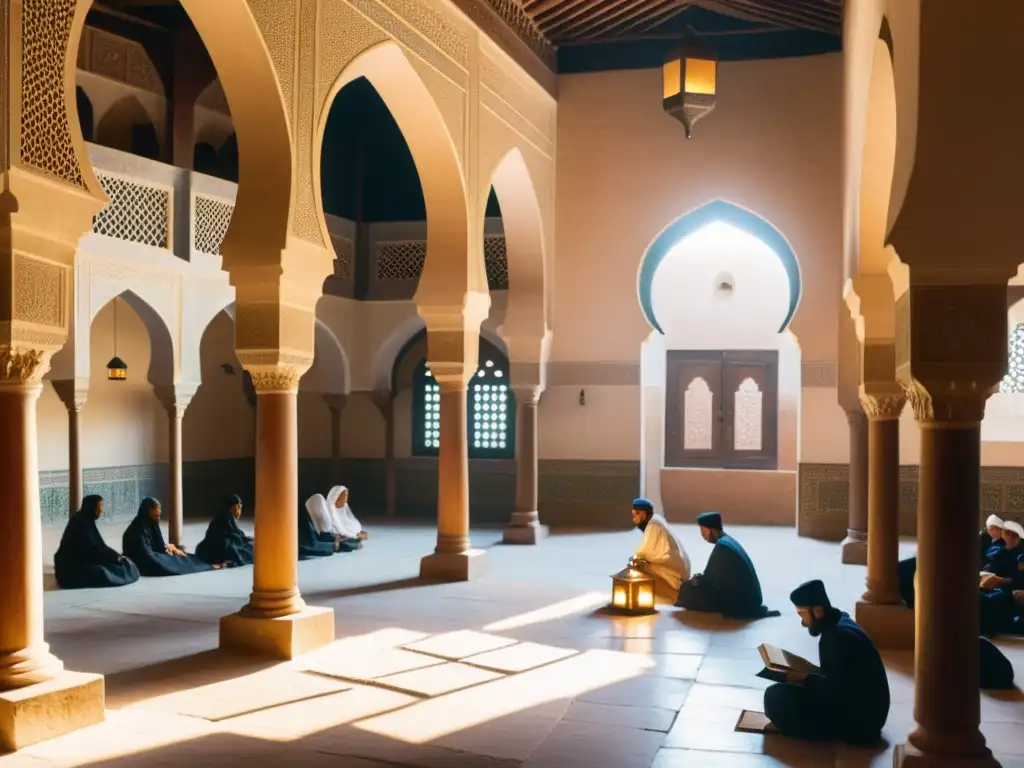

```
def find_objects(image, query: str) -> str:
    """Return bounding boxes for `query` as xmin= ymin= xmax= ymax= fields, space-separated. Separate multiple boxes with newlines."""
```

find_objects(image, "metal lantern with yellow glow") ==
xmin=608 ymin=560 xmax=657 ymax=615
xmin=106 ymin=356 xmax=128 ymax=381
xmin=663 ymin=37 xmax=717 ymax=139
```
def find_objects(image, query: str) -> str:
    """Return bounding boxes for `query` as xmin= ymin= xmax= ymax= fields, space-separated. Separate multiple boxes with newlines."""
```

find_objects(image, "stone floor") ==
xmin=4 ymin=521 xmax=1023 ymax=767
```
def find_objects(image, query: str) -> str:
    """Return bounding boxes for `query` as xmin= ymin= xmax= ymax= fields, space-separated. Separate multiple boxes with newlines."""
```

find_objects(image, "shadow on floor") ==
xmin=103 ymin=649 xmax=282 ymax=709
xmin=306 ymin=577 xmax=430 ymax=602
xmin=670 ymin=609 xmax=767 ymax=633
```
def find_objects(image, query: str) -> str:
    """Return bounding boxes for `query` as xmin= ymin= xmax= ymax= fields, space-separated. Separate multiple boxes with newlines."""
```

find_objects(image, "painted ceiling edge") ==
xmin=636 ymin=200 xmax=803 ymax=336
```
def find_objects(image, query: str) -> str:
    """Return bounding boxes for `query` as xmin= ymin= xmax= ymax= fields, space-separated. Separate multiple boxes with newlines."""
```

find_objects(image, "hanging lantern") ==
xmin=663 ymin=36 xmax=718 ymax=139
xmin=106 ymin=297 xmax=127 ymax=381
xmin=106 ymin=356 xmax=128 ymax=381
xmin=607 ymin=560 xmax=657 ymax=615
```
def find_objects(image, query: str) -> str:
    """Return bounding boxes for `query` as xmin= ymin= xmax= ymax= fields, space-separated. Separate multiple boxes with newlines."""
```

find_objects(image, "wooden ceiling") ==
xmin=520 ymin=0 xmax=842 ymax=45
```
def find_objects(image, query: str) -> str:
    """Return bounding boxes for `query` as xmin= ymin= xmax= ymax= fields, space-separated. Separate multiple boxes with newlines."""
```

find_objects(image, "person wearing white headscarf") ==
xmin=981 ymin=514 xmax=1005 ymax=564
xmin=326 ymin=485 xmax=367 ymax=541
xmin=305 ymin=493 xmax=335 ymax=536
xmin=982 ymin=519 xmax=1024 ymax=589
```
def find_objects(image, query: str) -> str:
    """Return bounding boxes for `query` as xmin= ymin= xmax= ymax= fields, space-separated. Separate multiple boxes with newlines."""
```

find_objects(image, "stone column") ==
xmin=156 ymin=387 xmax=194 ymax=547
xmin=893 ymin=284 xmax=1006 ymax=768
xmin=898 ymin=387 xmax=996 ymax=766
xmin=0 ymin=359 xmax=103 ymax=747
xmin=219 ymin=366 xmax=335 ymax=659
xmin=371 ymin=390 xmax=396 ymax=517
xmin=51 ymin=380 xmax=88 ymax=516
xmin=323 ymin=394 xmax=347 ymax=483
xmin=503 ymin=386 xmax=548 ymax=544
xmin=419 ymin=368 xmax=488 ymax=581
xmin=854 ymin=392 xmax=913 ymax=649
xmin=840 ymin=408 xmax=869 ymax=564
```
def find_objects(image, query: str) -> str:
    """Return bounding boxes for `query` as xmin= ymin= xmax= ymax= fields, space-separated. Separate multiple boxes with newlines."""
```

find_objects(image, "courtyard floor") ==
xmin=4 ymin=521 xmax=1023 ymax=767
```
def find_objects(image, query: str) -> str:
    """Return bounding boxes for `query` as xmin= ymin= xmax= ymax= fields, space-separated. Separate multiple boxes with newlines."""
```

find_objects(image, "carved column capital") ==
xmin=246 ymin=364 xmax=305 ymax=394
xmin=370 ymin=388 xmax=395 ymax=415
xmin=0 ymin=346 xmax=53 ymax=388
xmin=859 ymin=392 xmax=906 ymax=421
xmin=51 ymin=379 xmax=88 ymax=412
xmin=513 ymin=386 xmax=543 ymax=406
xmin=155 ymin=384 xmax=197 ymax=419
xmin=322 ymin=393 xmax=348 ymax=413
xmin=901 ymin=379 xmax=989 ymax=425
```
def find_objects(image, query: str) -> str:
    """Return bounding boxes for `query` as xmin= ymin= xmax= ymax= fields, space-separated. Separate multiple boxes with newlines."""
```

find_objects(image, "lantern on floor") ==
xmin=663 ymin=35 xmax=717 ymax=139
xmin=608 ymin=560 xmax=657 ymax=615
xmin=106 ymin=297 xmax=128 ymax=381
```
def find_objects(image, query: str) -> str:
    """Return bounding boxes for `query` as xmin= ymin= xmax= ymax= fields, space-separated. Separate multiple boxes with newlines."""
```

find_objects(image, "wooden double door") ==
xmin=665 ymin=350 xmax=779 ymax=470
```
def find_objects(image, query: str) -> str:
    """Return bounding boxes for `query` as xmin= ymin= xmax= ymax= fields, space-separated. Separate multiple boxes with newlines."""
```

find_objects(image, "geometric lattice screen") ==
xmin=1000 ymin=323 xmax=1024 ymax=394
xmin=92 ymin=172 xmax=170 ymax=249
xmin=413 ymin=349 xmax=516 ymax=459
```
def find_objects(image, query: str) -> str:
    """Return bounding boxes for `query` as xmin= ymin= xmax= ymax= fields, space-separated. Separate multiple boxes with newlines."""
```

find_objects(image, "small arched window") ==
xmin=1000 ymin=323 xmax=1024 ymax=393
xmin=412 ymin=339 xmax=515 ymax=459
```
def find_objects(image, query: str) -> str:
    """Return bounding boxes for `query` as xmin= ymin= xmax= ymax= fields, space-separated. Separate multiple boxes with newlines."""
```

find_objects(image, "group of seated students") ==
xmin=54 ymin=486 xmax=369 ymax=590
xmin=628 ymin=499 xmax=778 ymax=618
xmin=897 ymin=514 xmax=1024 ymax=638
xmin=626 ymin=499 xmax=1016 ymax=747
xmin=299 ymin=485 xmax=368 ymax=560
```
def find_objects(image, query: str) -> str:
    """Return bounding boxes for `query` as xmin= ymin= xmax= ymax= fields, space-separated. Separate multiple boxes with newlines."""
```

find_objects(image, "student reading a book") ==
xmin=763 ymin=580 xmax=889 ymax=745
xmin=675 ymin=512 xmax=778 ymax=619
xmin=629 ymin=498 xmax=691 ymax=602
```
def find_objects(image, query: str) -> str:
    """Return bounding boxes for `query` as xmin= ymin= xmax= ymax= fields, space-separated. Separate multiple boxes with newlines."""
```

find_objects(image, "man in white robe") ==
xmin=630 ymin=498 xmax=690 ymax=603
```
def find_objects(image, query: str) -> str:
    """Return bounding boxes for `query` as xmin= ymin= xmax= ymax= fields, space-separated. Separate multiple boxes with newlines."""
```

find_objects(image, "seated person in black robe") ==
xmin=54 ymin=495 xmax=140 ymax=589
xmin=196 ymin=494 xmax=254 ymax=567
xmin=980 ymin=515 xmax=1005 ymax=565
xmin=979 ymin=637 xmax=1015 ymax=690
xmin=675 ymin=512 xmax=779 ymax=619
xmin=764 ymin=580 xmax=890 ymax=745
xmin=122 ymin=497 xmax=218 ymax=576
xmin=980 ymin=554 xmax=1024 ymax=636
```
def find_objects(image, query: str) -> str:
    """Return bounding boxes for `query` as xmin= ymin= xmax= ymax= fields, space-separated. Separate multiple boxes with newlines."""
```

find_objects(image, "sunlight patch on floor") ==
xmin=482 ymin=591 xmax=610 ymax=632
xmin=354 ymin=648 xmax=654 ymax=744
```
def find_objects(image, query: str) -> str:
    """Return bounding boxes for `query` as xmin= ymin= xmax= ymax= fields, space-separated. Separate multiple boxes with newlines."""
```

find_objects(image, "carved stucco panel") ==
xmin=480 ymin=51 xmax=555 ymax=147
xmin=316 ymin=0 xmax=389 ymax=107
xmin=247 ymin=0 xmax=297 ymax=116
xmin=13 ymin=254 xmax=66 ymax=329
xmin=346 ymin=0 xmax=468 ymax=81
xmin=292 ymin=0 xmax=324 ymax=245
xmin=408 ymin=55 xmax=467 ymax=169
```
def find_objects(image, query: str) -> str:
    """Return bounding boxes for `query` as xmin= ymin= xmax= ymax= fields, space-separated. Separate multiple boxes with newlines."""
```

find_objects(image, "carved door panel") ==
xmin=665 ymin=350 xmax=778 ymax=470
xmin=721 ymin=351 xmax=778 ymax=470
xmin=665 ymin=352 xmax=724 ymax=468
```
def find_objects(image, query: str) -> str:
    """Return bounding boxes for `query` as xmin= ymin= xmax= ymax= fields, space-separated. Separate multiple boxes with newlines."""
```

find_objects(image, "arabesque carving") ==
xmin=901 ymin=379 xmax=989 ymax=425
xmin=247 ymin=366 xmax=303 ymax=393
xmin=13 ymin=255 xmax=65 ymax=328
xmin=0 ymin=347 xmax=47 ymax=383
xmin=859 ymin=393 xmax=905 ymax=420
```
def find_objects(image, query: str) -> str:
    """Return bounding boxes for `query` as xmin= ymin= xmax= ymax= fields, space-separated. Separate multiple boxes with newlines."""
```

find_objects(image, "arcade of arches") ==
xmin=2 ymin=0 xmax=1024 ymax=765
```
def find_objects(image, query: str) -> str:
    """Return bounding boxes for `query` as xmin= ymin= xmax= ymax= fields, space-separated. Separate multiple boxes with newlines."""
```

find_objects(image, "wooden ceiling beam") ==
xmin=535 ymin=0 xmax=601 ymax=27
xmin=573 ymin=0 xmax=684 ymax=40
xmin=628 ymin=0 xmax=695 ymax=35
xmin=711 ymin=0 xmax=838 ymax=34
xmin=763 ymin=0 xmax=841 ymax=29
xmin=548 ymin=0 xmax=656 ymax=38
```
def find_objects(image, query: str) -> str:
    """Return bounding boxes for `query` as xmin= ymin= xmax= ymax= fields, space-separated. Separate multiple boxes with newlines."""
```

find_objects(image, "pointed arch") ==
xmin=487 ymin=148 xmax=547 ymax=338
xmin=637 ymin=200 xmax=802 ymax=335
xmin=856 ymin=28 xmax=898 ymax=276
xmin=91 ymin=290 xmax=175 ymax=386
xmin=314 ymin=41 xmax=471 ymax=294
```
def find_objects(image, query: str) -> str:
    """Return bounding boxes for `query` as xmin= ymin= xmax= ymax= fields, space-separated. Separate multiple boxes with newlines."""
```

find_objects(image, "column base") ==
xmin=420 ymin=549 xmax=489 ymax=582
xmin=894 ymin=743 xmax=1000 ymax=768
xmin=219 ymin=605 xmax=335 ymax=660
xmin=0 ymin=671 xmax=105 ymax=751
xmin=841 ymin=535 xmax=868 ymax=565
xmin=502 ymin=522 xmax=549 ymax=545
xmin=856 ymin=601 xmax=915 ymax=650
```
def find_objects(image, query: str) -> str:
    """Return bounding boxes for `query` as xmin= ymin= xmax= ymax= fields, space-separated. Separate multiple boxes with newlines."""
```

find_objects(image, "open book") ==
xmin=755 ymin=643 xmax=820 ymax=683
xmin=735 ymin=710 xmax=778 ymax=734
